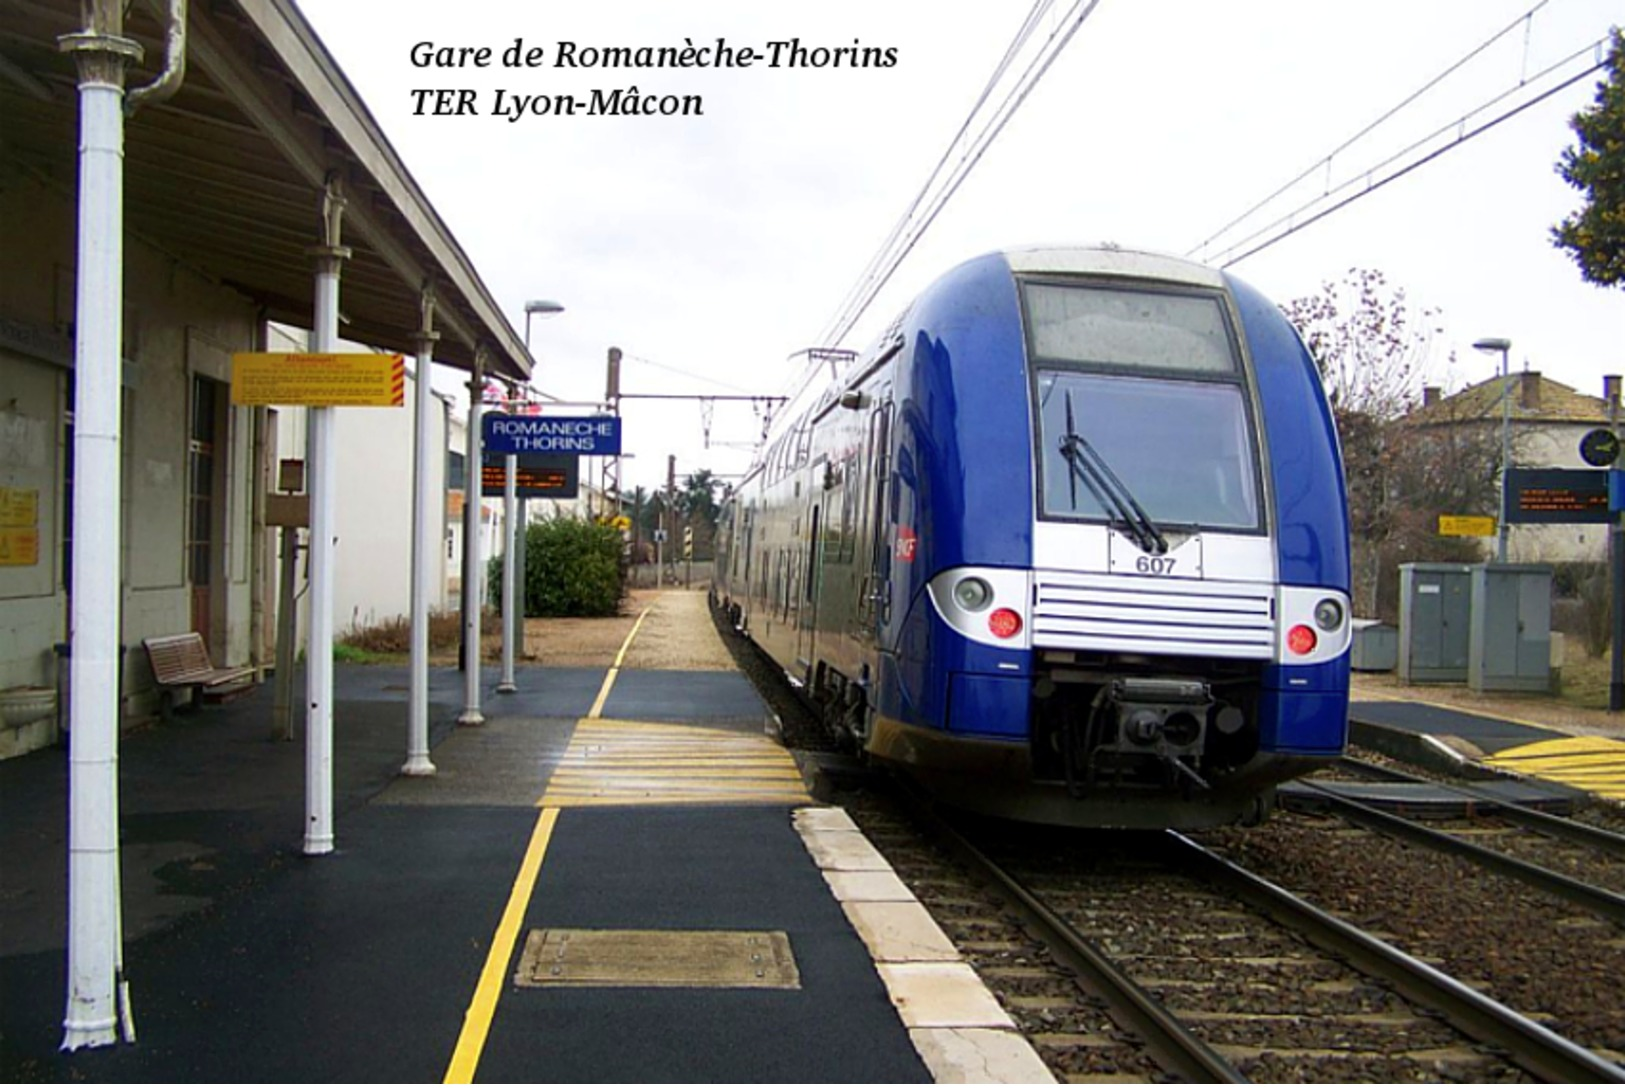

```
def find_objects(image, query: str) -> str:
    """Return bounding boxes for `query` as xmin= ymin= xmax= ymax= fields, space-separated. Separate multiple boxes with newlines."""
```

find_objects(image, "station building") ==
xmin=0 ymin=0 xmax=530 ymax=757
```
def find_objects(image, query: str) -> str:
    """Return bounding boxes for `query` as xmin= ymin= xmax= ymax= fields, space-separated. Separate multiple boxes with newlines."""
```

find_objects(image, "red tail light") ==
xmin=1287 ymin=624 xmax=1317 ymax=655
xmin=988 ymin=608 xmax=1023 ymax=639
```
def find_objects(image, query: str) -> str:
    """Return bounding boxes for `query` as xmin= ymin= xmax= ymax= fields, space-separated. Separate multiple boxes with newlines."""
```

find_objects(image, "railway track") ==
xmin=842 ymin=782 xmax=1625 ymax=1082
xmin=728 ymin=605 xmax=1625 ymax=1079
xmin=1198 ymin=794 xmax=1625 ymax=1074
xmin=1289 ymin=759 xmax=1625 ymax=915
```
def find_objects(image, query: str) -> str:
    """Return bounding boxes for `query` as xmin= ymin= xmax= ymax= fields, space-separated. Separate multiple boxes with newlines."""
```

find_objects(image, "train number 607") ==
xmin=1135 ymin=555 xmax=1177 ymax=575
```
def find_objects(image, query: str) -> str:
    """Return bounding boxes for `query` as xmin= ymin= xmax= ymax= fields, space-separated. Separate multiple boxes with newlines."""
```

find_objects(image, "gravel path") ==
xmin=510 ymin=588 xmax=734 ymax=670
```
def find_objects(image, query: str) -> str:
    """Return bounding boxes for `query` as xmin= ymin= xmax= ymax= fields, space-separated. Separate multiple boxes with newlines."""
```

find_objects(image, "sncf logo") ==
xmin=894 ymin=526 xmax=918 ymax=562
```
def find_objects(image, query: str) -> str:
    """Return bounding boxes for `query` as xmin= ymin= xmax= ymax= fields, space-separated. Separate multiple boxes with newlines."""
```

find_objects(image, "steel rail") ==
xmin=1168 ymin=831 xmax=1625 ymax=1084
xmin=897 ymin=793 xmax=1246 ymax=1083
xmin=1335 ymin=757 xmax=1625 ymax=859
xmin=1297 ymin=781 xmax=1625 ymax=925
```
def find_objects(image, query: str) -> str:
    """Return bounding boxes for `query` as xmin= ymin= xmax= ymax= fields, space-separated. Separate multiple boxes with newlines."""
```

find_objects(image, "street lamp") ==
xmin=1473 ymin=337 xmax=1513 ymax=564
xmin=525 ymin=299 xmax=564 ymax=352
xmin=1607 ymin=376 xmax=1623 ymax=713
xmin=501 ymin=299 xmax=564 ymax=692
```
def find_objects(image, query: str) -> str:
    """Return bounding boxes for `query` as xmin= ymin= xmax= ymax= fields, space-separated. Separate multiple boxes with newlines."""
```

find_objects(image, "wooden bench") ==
xmin=142 ymin=633 xmax=257 ymax=716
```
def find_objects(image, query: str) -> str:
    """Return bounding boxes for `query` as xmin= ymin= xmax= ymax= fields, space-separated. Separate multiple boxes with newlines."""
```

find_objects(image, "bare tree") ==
xmin=1281 ymin=270 xmax=1482 ymax=617
xmin=1281 ymin=267 xmax=1439 ymax=420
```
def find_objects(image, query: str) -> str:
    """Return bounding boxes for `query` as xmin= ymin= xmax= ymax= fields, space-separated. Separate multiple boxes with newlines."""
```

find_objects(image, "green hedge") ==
xmin=489 ymin=516 xmax=624 ymax=617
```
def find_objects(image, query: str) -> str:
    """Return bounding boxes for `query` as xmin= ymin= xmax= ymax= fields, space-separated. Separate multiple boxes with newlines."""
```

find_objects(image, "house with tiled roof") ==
xmin=1403 ymin=371 xmax=1613 ymax=563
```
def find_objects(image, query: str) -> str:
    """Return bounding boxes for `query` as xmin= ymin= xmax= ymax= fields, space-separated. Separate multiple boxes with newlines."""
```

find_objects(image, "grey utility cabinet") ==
xmin=1350 ymin=620 xmax=1397 ymax=671
xmin=1397 ymin=563 xmax=1473 ymax=683
xmin=1468 ymin=564 xmax=1553 ymax=693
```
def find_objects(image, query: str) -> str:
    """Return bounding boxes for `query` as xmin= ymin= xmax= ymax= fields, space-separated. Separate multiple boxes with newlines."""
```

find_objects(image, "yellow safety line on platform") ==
xmin=587 ymin=605 xmax=652 ymax=719
xmin=1483 ymin=735 xmax=1625 ymax=802
xmin=444 ymin=805 xmax=559 ymax=1084
xmin=444 ymin=607 xmax=653 ymax=1081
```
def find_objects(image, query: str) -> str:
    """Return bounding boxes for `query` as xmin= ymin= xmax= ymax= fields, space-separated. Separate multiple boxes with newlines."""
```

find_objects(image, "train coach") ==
xmin=714 ymin=245 xmax=1351 ymax=828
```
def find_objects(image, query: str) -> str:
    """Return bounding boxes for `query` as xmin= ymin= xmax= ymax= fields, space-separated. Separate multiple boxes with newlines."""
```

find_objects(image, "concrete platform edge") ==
xmin=1348 ymin=717 xmax=1496 ymax=780
xmin=792 ymin=807 xmax=1056 ymax=1085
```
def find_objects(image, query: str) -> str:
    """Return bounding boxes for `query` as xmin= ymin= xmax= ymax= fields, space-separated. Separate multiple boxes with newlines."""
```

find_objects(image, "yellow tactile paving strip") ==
xmin=538 ymin=718 xmax=812 ymax=808
xmin=1482 ymin=735 xmax=1625 ymax=802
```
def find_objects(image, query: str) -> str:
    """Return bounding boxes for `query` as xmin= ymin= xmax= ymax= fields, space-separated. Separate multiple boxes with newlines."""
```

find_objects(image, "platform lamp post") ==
xmin=506 ymin=299 xmax=564 ymax=687
xmin=1606 ymin=375 xmax=1623 ymax=713
xmin=1473 ymin=337 xmax=1513 ymax=563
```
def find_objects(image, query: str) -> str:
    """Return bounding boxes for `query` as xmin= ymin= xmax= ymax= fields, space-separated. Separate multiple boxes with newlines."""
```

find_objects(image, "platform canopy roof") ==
xmin=1 ymin=0 xmax=531 ymax=381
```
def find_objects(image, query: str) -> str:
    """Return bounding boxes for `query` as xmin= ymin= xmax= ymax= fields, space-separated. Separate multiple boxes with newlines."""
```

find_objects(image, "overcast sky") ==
xmin=295 ymin=0 xmax=1622 ymax=495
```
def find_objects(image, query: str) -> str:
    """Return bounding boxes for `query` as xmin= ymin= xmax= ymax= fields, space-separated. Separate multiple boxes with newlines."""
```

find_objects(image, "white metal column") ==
xmin=404 ymin=286 xmax=439 ymax=774
xmin=459 ymin=351 xmax=488 ymax=726
xmin=304 ymin=179 xmax=350 ymax=855
xmin=498 ymin=451 xmax=518 ymax=694
xmin=58 ymin=16 xmax=142 ymax=1053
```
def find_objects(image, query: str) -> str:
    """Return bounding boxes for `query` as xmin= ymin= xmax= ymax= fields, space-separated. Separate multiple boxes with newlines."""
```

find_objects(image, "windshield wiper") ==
xmin=1058 ymin=391 xmax=1168 ymax=556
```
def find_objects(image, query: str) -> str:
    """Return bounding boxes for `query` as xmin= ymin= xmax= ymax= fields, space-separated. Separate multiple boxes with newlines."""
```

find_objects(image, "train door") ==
xmin=855 ymin=394 xmax=893 ymax=647
xmin=796 ymin=488 xmax=822 ymax=675
xmin=737 ymin=503 xmax=754 ymax=630
xmin=810 ymin=451 xmax=858 ymax=676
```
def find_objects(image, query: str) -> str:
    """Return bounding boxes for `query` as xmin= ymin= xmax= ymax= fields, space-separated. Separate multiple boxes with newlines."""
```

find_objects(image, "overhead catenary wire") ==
xmin=814 ymin=0 xmax=1104 ymax=350
xmin=1197 ymin=38 xmax=1609 ymax=269
xmin=1188 ymin=1 xmax=1554 ymax=260
xmin=816 ymin=0 xmax=1059 ymax=343
xmin=624 ymin=352 xmax=759 ymax=396
xmin=1187 ymin=2 xmax=1609 ymax=269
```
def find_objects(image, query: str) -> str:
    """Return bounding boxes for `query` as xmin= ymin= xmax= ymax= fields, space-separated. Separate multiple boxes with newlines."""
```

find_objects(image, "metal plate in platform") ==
xmin=514 ymin=928 xmax=801 ymax=989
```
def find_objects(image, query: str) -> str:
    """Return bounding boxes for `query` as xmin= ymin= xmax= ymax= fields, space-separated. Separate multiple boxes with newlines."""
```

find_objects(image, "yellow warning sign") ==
xmin=1438 ymin=514 xmax=1496 ymax=537
xmin=230 ymin=353 xmax=405 ymax=407
xmin=0 ymin=529 xmax=39 ymax=566
xmin=0 ymin=487 xmax=38 ymax=529
xmin=0 ymin=488 xmax=40 ymax=566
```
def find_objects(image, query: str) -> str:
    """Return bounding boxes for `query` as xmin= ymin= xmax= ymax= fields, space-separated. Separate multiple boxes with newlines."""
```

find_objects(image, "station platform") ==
xmin=1346 ymin=695 xmax=1625 ymax=808
xmin=0 ymin=598 xmax=1050 ymax=1083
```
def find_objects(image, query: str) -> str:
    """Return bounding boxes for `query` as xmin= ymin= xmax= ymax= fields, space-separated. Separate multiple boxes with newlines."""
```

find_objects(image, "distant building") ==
xmin=1403 ymin=372 xmax=1611 ymax=564
xmin=264 ymin=325 xmax=462 ymax=640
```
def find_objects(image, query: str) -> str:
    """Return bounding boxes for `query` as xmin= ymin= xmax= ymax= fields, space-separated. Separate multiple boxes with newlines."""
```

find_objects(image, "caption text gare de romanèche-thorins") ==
xmin=409 ymin=36 xmax=901 ymax=120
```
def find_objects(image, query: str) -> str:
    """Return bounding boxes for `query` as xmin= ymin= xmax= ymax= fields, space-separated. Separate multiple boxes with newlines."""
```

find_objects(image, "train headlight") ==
xmin=1287 ymin=624 xmax=1317 ymax=655
xmin=988 ymin=608 xmax=1023 ymax=639
xmin=1313 ymin=598 xmax=1344 ymax=632
xmin=953 ymin=576 xmax=993 ymax=611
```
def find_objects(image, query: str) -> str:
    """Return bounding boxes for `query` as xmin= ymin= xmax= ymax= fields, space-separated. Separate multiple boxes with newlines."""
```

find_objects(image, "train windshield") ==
xmin=1025 ymin=283 xmax=1261 ymax=532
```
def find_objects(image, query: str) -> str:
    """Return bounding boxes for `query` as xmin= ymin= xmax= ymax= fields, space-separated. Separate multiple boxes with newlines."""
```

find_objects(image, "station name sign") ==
xmin=482 ymin=414 xmax=621 ymax=455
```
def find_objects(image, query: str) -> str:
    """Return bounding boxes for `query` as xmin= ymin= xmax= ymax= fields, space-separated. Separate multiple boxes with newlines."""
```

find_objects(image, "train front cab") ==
xmin=863 ymin=251 xmax=1352 ymax=829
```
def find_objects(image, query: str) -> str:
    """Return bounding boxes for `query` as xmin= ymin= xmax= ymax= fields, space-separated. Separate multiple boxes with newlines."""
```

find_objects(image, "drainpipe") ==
xmin=305 ymin=176 xmax=350 ymax=855
xmin=460 ymin=349 xmax=488 ymax=726
xmin=404 ymin=285 xmax=439 ymax=775
xmin=125 ymin=0 xmax=186 ymax=115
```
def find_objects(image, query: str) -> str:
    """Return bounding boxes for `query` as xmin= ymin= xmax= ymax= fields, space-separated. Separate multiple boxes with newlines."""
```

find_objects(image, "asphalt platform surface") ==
xmin=1349 ymin=698 xmax=1558 ymax=754
xmin=0 ymin=664 xmax=927 ymax=1083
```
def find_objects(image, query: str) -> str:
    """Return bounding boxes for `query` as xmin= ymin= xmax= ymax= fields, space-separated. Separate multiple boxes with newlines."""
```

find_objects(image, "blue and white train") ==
xmin=714 ymin=245 xmax=1351 ymax=828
